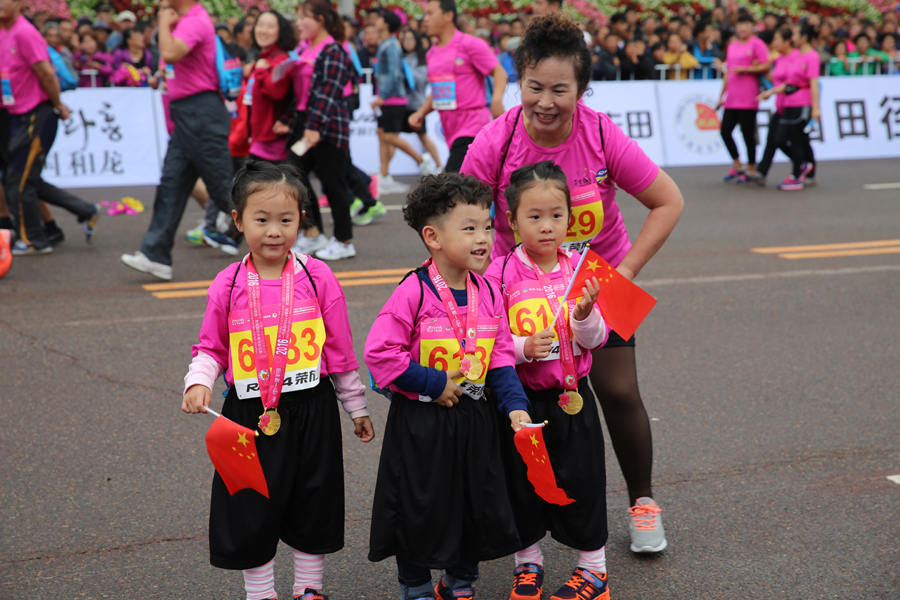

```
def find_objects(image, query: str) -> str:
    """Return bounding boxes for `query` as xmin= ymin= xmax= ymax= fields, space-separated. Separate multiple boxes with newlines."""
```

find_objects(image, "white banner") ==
xmin=45 ymin=78 xmax=900 ymax=188
xmin=43 ymin=88 xmax=166 ymax=188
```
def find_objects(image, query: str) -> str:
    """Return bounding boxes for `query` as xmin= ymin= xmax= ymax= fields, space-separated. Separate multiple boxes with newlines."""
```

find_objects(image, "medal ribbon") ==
xmin=425 ymin=259 xmax=478 ymax=364
xmin=525 ymin=250 xmax=578 ymax=392
xmin=246 ymin=254 xmax=295 ymax=412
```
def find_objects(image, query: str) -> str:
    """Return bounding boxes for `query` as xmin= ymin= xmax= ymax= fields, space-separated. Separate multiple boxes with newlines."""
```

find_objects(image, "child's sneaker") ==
xmin=723 ymin=167 xmax=745 ymax=182
xmin=353 ymin=200 xmax=387 ymax=226
xmin=628 ymin=497 xmax=667 ymax=553
xmin=435 ymin=577 xmax=474 ymax=600
xmin=778 ymin=176 xmax=804 ymax=191
xmin=295 ymin=588 xmax=328 ymax=600
xmin=510 ymin=563 xmax=543 ymax=600
xmin=550 ymin=568 xmax=609 ymax=600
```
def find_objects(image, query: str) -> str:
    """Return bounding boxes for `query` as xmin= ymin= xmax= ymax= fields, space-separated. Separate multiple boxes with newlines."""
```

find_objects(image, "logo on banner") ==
xmin=674 ymin=94 xmax=722 ymax=154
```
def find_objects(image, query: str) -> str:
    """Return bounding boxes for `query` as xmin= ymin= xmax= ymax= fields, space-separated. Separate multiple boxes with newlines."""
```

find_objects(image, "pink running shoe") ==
xmin=778 ymin=176 xmax=804 ymax=191
xmin=318 ymin=195 xmax=329 ymax=207
xmin=369 ymin=174 xmax=380 ymax=200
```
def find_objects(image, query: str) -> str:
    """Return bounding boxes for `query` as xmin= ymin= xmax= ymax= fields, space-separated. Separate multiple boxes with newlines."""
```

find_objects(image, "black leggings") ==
xmin=288 ymin=142 xmax=354 ymax=243
xmin=721 ymin=109 xmax=758 ymax=166
xmin=589 ymin=343 xmax=653 ymax=506
xmin=445 ymin=136 xmax=476 ymax=173
xmin=757 ymin=112 xmax=792 ymax=177
xmin=774 ymin=106 xmax=814 ymax=179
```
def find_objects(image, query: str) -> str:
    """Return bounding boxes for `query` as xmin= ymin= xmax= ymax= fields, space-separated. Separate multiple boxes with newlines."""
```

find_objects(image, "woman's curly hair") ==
xmin=514 ymin=12 xmax=592 ymax=96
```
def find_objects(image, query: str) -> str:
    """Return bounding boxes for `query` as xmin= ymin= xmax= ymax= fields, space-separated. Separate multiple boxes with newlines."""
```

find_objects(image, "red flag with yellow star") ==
xmin=569 ymin=249 xmax=656 ymax=341
xmin=206 ymin=416 xmax=269 ymax=498
xmin=513 ymin=424 xmax=575 ymax=506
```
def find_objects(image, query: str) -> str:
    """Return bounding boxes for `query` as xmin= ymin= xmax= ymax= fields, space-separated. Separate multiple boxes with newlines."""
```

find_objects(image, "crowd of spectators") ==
xmin=24 ymin=2 xmax=900 ymax=89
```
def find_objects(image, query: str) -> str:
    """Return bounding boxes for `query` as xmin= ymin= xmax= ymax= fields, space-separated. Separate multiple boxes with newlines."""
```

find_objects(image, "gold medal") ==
xmin=462 ymin=355 xmax=484 ymax=381
xmin=259 ymin=408 xmax=282 ymax=436
xmin=560 ymin=391 xmax=584 ymax=415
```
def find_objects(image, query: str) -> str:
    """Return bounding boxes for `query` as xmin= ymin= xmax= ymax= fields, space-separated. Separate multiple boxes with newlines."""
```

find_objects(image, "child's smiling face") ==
xmin=425 ymin=201 xmax=493 ymax=274
xmin=234 ymin=187 xmax=302 ymax=268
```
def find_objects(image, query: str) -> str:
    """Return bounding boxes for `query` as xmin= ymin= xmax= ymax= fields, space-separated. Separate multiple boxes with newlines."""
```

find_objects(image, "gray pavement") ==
xmin=1 ymin=159 xmax=899 ymax=599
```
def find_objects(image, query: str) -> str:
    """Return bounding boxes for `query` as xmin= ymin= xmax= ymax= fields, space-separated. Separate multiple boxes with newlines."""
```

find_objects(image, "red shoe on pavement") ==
xmin=0 ymin=229 xmax=12 ymax=278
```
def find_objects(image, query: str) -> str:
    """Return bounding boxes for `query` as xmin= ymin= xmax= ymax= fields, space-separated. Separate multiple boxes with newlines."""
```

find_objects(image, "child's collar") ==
xmin=515 ymin=246 xmax=573 ymax=273
xmin=241 ymin=250 xmax=308 ymax=275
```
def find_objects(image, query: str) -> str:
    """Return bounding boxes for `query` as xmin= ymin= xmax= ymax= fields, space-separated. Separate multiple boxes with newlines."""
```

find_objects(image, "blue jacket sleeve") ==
xmin=392 ymin=358 xmax=448 ymax=399
xmin=487 ymin=366 xmax=530 ymax=414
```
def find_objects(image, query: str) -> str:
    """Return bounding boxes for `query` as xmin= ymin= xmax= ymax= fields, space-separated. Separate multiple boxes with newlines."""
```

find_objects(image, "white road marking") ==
xmin=887 ymin=475 xmax=900 ymax=485
xmin=863 ymin=182 xmax=900 ymax=190
xmin=639 ymin=265 xmax=900 ymax=288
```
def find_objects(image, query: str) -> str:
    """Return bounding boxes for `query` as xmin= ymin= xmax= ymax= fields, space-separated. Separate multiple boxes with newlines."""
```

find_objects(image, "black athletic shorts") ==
xmin=377 ymin=105 xmax=406 ymax=134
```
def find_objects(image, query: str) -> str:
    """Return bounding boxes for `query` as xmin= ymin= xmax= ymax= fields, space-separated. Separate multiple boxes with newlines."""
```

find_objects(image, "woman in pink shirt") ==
xmin=461 ymin=12 xmax=683 ymax=556
xmin=716 ymin=13 xmax=770 ymax=183
xmin=752 ymin=27 xmax=795 ymax=186
xmin=72 ymin=30 xmax=114 ymax=87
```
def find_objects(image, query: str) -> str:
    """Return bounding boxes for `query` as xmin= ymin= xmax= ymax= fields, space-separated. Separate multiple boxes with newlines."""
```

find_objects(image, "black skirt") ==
xmin=368 ymin=394 xmax=521 ymax=569
xmin=209 ymin=379 xmax=345 ymax=570
xmin=496 ymin=377 xmax=608 ymax=552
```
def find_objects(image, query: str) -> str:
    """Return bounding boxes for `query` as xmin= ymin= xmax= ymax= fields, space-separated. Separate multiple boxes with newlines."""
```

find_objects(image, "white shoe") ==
xmin=314 ymin=237 xmax=356 ymax=261
xmin=292 ymin=233 xmax=329 ymax=255
xmin=419 ymin=152 xmax=437 ymax=176
xmin=379 ymin=175 xmax=410 ymax=195
xmin=121 ymin=251 xmax=173 ymax=280
xmin=216 ymin=211 xmax=231 ymax=234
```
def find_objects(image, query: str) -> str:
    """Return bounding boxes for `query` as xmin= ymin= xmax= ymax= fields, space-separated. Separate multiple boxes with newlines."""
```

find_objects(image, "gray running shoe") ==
xmin=628 ymin=497 xmax=667 ymax=553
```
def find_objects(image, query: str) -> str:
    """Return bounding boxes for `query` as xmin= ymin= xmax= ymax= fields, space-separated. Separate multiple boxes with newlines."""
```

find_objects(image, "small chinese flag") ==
xmin=569 ymin=250 xmax=657 ymax=341
xmin=513 ymin=425 xmax=575 ymax=506
xmin=206 ymin=416 xmax=269 ymax=498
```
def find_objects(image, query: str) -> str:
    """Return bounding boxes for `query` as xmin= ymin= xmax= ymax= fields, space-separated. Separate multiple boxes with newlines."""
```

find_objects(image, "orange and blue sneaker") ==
xmin=549 ymin=568 xmax=610 ymax=600
xmin=435 ymin=577 xmax=474 ymax=600
xmin=510 ymin=563 xmax=543 ymax=600
xmin=295 ymin=588 xmax=328 ymax=600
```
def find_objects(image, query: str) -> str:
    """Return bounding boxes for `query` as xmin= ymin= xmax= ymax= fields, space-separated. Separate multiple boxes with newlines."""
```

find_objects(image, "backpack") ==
xmin=48 ymin=46 xmax=77 ymax=91
xmin=215 ymin=36 xmax=243 ymax=100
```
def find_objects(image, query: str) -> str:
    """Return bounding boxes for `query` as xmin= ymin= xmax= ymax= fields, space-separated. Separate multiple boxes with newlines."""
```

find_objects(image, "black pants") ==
xmin=720 ymin=108 xmax=758 ymax=166
xmin=5 ymin=103 xmax=60 ymax=248
xmin=757 ymin=112 xmax=792 ymax=177
xmin=774 ymin=106 xmax=814 ymax=179
xmin=289 ymin=141 xmax=354 ymax=242
xmin=397 ymin=555 xmax=480 ymax=588
xmin=140 ymin=91 xmax=233 ymax=266
xmin=347 ymin=161 xmax=377 ymax=210
xmin=445 ymin=136 xmax=476 ymax=173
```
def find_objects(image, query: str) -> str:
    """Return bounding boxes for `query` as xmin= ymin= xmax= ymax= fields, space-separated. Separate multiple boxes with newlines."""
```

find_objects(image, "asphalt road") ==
xmin=1 ymin=159 xmax=899 ymax=600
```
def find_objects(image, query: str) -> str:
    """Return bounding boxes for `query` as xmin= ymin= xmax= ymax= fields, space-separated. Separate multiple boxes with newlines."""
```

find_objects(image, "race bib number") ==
xmin=429 ymin=74 xmax=457 ymax=111
xmin=506 ymin=279 xmax=582 ymax=362
xmin=228 ymin=298 xmax=326 ymax=399
xmin=1 ymin=71 xmax=14 ymax=106
xmin=418 ymin=317 xmax=499 ymax=400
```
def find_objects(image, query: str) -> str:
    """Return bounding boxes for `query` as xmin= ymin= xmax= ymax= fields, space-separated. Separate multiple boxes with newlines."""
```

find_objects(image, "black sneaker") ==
xmin=45 ymin=226 xmax=66 ymax=246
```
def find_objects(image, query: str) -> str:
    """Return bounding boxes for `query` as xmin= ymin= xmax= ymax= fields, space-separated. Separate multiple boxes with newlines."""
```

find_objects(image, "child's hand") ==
xmin=572 ymin=277 xmax=601 ymax=322
xmin=353 ymin=416 xmax=375 ymax=443
xmin=434 ymin=370 xmax=463 ymax=407
xmin=182 ymin=384 xmax=211 ymax=414
xmin=509 ymin=410 xmax=532 ymax=432
xmin=525 ymin=329 xmax=555 ymax=359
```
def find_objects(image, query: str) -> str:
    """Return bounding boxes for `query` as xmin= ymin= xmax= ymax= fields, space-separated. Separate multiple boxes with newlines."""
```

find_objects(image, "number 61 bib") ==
xmin=418 ymin=317 xmax=499 ymax=400
xmin=506 ymin=279 xmax=583 ymax=362
xmin=229 ymin=298 xmax=326 ymax=399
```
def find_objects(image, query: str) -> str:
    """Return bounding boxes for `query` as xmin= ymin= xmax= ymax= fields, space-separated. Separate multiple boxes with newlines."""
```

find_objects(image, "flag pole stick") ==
xmin=204 ymin=406 xmax=259 ymax=435
xmin=548 ymin=244 xmax=591 ymax=331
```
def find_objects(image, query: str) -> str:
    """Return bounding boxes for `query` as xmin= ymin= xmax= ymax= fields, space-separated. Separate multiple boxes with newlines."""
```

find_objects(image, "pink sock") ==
xmin=292 ymin=550 xmax=325 ymax=596
xmin=578 ymin=546 xmax=607 ymax=574
xmin=243 ymin=558 xmax=277 ymax=600
xmin=514 ymin=541 xmax=544 ymax=566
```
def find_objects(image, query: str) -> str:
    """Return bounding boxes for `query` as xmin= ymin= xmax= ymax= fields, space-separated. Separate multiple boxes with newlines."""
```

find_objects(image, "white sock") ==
xmin=514 ymin=541 xmax=544 ymax=566
xmin=243 ymin=558 xmax=277 ymax=600
xmin=578 ymin=546 xmax=607 ymax=574
xmin=292 ymin=550 xmax=325 ymax=596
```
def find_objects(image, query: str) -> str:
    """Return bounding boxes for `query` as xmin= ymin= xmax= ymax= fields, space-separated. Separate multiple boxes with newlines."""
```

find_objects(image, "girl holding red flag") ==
xmin=485 ymin=161 xmax=611 ymax=600
xmin=181 ymin=161 xmax=374 ymax=600
xmin=461 ymin=12 xmax=683 ymax=555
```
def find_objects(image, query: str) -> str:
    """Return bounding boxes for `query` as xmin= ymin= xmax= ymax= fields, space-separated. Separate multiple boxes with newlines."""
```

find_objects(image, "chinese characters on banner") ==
xmin=42 ymin=88 xmax=165 ymax=188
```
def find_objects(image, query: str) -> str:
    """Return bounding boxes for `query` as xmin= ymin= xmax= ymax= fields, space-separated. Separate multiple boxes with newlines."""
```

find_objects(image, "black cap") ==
xmin=94 ymin=2 xmax=114 ymax=12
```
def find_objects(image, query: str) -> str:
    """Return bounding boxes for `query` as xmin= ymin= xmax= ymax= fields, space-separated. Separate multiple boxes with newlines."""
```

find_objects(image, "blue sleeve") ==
xmin=393 ymin=358 xmax=448 ymax=399
xmin=487 ymin=366 xmax=530 ymax=414
xmin=693 ymin=47 xmax=716 ymax=65
xmin=348 ymin=44 xmax=363 ymax=76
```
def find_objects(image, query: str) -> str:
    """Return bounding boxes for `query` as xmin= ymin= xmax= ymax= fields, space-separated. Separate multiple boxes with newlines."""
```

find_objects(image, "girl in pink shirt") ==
xmin=181 ymin=161 xmax=374 ymax=600
xmin=461 ymin=12 xmax=683 ymax=557
xmin=484 ymin=161 xmax=611 ymax=600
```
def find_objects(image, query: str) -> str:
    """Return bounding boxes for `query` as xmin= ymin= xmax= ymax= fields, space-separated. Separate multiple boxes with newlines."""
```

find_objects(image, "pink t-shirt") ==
xmin=167 ymin=3 xmax=218 ymax=101
xmin=461 ymin=103 xmax=659 ymax=265
xmin=192 ymin=253 xmax=359 ymax=387
xmin=364 ymin=270 xmax=517 ymax=401
xmin=783 ymin=49 xmax=819 ymax=108
xmin=724 ymin=36 xmax=769 ymax=110
xmin=0 ymin=15 xmax=51 ymax=115
xmin=771 ymin=52 xmax=791 ymax=114
xmin=426 ymin=30 xmax=498 ymax=145
xmin=293 ymin=37 xmax=354 ymax=111
xmin=484 ymin=249 xmax=607 ymax=391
